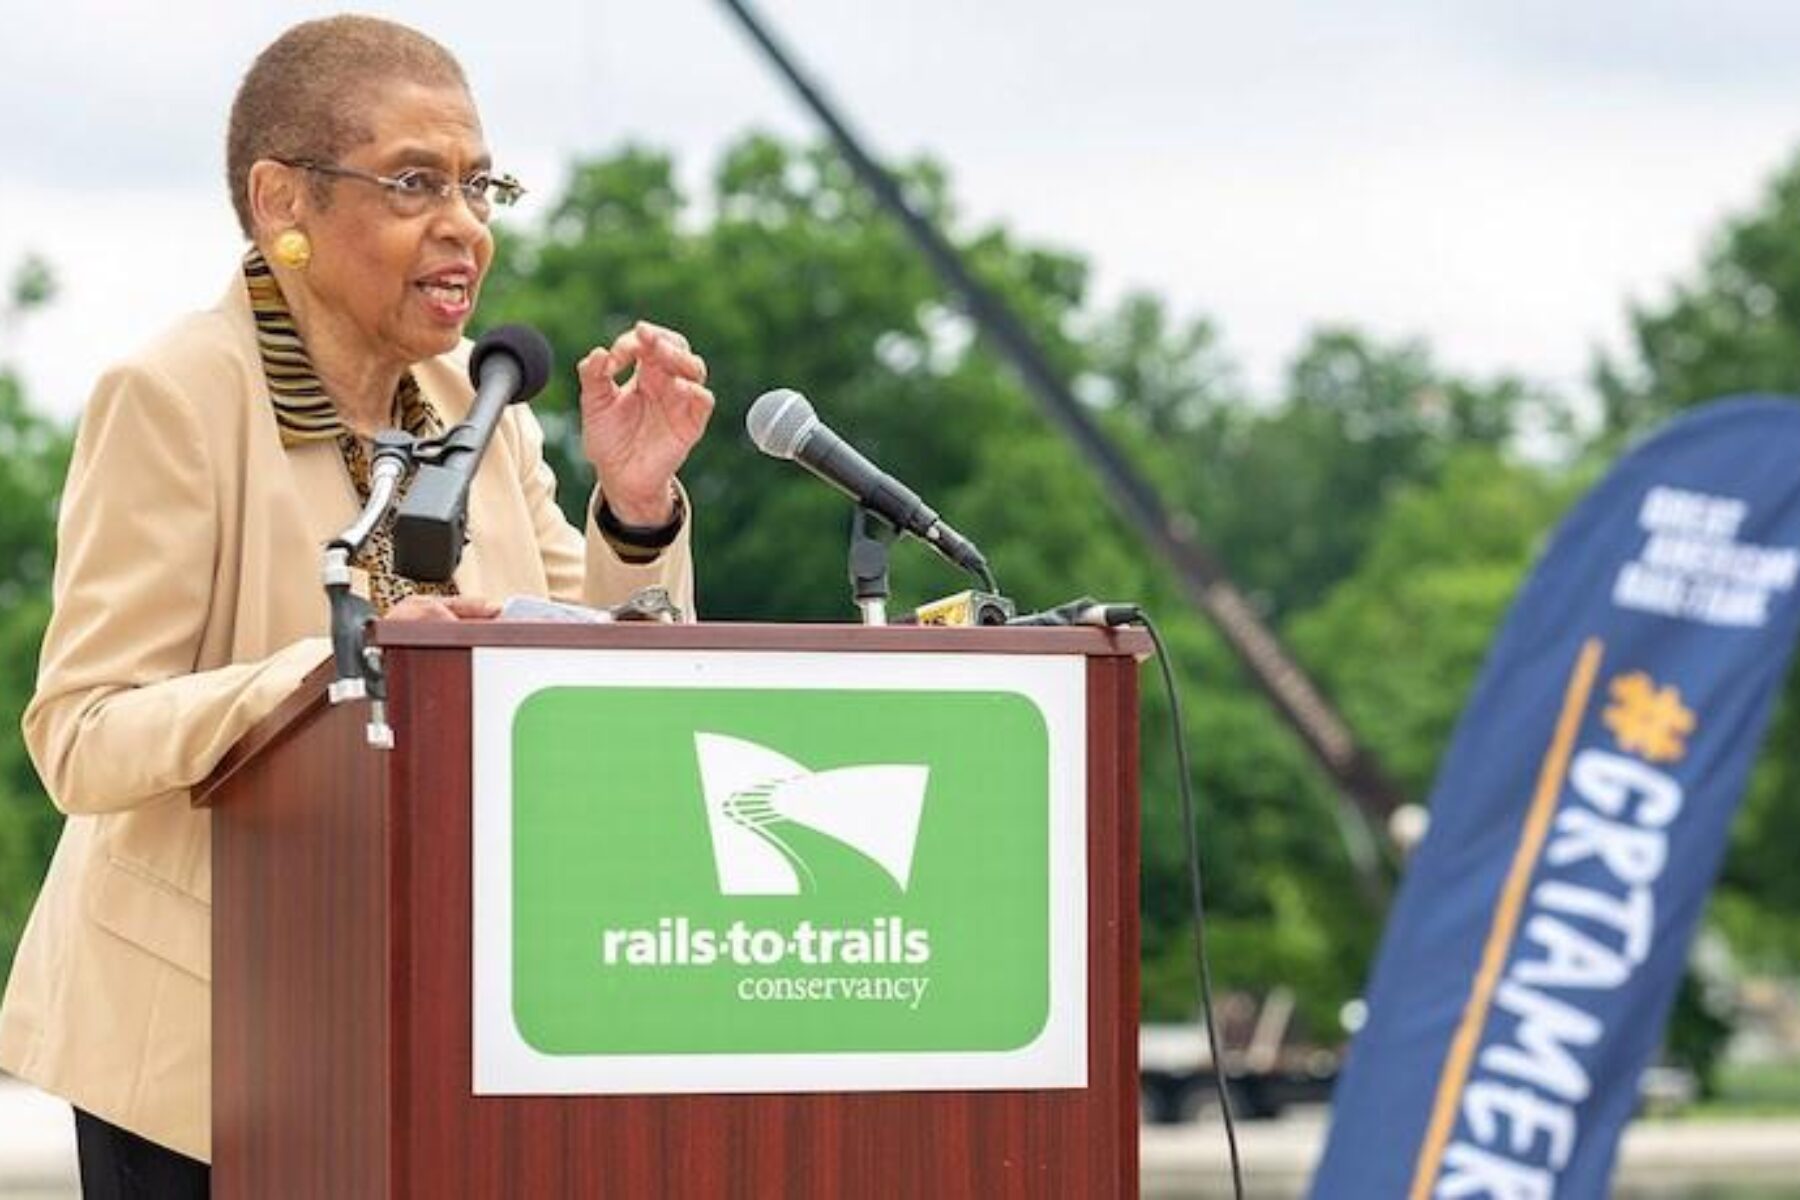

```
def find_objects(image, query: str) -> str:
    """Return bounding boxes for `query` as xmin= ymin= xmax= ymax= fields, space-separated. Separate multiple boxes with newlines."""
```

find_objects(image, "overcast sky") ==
xmin=5 ymin=0 xmax=1800 ymax=421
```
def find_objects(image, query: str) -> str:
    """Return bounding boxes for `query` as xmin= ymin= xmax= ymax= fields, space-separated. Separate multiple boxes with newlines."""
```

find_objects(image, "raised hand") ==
xmin=576 ymin=320 xmax=715 ymax=526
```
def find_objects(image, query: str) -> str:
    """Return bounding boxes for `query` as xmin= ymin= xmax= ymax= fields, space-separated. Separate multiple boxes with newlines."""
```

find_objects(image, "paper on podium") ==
xmin=498 ymin=586 xmax=682 ymax=624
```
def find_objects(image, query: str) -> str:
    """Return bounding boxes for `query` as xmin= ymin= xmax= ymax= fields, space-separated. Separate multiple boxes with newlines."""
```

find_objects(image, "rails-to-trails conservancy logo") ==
xmin=500 ymin=681 xmax=1058 ymax=1061
xmin=472 ymin=649 xmax=1091 ymax=1094
xmin=697 ymin=733 xmax=929 ymax=896
xmin=597 ymin=735 xmax=935 ymax=1013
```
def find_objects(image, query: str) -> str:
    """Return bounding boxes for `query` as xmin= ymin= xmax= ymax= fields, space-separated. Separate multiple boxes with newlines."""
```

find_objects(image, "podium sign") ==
xmin=471 ymin=648 xmax=1088 ymax=1095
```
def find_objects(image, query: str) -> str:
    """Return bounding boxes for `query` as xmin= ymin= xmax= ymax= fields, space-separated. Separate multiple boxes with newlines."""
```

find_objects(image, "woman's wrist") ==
xmin=601 ymin=484 xmax=678 ymax=529
xmin=594 ymin=484 xmax=684 ymax=557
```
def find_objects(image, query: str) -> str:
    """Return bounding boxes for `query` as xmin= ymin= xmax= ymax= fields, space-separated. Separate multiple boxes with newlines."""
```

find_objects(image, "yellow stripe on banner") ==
xmin=1406 ymin=637 xmax=1604 ymax=1200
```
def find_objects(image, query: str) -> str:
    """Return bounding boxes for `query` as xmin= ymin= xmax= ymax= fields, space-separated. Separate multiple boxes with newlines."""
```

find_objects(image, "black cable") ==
xmin=1138 ymin=608 xmax=1245 ymax=1199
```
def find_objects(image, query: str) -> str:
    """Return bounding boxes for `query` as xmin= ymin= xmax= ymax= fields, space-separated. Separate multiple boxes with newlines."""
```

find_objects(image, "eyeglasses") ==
xmin=275 ymin=158 xmax=526 ymax=223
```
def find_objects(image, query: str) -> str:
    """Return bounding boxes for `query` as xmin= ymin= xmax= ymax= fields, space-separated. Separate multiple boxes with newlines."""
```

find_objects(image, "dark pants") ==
xmin=73 ymin=1109 xmax=209 ymax=1200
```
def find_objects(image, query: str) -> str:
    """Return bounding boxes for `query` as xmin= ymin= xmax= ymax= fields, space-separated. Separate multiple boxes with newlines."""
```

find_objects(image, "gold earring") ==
xmin=272 ymin=229 xmax=312 ymax=270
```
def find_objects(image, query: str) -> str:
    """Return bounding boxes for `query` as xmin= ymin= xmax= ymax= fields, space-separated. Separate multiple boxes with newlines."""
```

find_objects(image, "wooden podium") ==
xmin=198 ymin=622 xmax=1146 ymax=1198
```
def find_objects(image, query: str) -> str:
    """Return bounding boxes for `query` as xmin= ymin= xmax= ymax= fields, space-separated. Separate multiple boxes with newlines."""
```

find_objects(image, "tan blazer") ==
xmin=0 ymin=279 xmax=694 ymax=1161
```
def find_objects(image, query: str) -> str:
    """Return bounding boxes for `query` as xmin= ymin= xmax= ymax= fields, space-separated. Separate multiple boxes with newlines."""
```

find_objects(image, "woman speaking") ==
xmin=0 ymin=16 xmax=712 ymax=1196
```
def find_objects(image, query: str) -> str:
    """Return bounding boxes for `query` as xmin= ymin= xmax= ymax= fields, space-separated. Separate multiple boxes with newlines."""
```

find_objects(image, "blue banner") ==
xmin=1314 ymin=397 xmax=1800 ymax=1199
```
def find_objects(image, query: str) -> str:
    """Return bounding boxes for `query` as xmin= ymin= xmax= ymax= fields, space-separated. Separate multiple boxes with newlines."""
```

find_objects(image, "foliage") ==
xmin=1686 ymin=1059 xmax=1800 ymax=1116
xmin=1288 ymin=450 xmax=1584 ymax=796
xmin=1 ymin=255 xmax=55 ymax=325
xmin=480 ymin=138 xmax=1104 ymax=620
xmin=1089 ymin=320 xmax=1561 ymax=621
xmin=0 ymin=258 xmax=71 ymax=978
xmin=1597 ymin=157 xmax=1800 ymax=435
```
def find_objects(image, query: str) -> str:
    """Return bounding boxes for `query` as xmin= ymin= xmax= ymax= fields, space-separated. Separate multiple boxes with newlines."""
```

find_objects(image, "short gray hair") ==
xmin=225 ymin=15 xmax=470 ymax=238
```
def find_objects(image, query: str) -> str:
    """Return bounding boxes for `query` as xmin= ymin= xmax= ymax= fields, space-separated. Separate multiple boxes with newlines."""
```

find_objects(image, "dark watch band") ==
xmin=595 ymin=488 xmax=685 ymax=557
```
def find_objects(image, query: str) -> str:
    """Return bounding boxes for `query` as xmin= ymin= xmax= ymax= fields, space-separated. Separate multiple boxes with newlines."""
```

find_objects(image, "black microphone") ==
xmin=393 ymin=325 xmax=554 ymax=582
xmin=746 ymin=388 xmax=993 ymax=585
xmin=1008 ymin=596 xmax=1144 ymax=627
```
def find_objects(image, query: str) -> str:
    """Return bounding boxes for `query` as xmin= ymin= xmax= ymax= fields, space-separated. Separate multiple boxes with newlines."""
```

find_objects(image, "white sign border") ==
xmin=472 ymin=647 xmax=1089 ymax=1095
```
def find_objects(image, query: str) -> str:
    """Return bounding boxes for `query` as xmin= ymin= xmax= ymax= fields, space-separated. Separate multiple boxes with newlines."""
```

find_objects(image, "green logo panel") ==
xmin=510 ymin=687 xmax=1052 ymax=1055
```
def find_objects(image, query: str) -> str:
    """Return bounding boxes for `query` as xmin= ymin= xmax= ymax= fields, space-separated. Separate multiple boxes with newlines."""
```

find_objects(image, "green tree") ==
xmin=1081 ymin=310 xmax=1574 ymax=1028
xmin=1598 ymin=155 xmax=1800 ymax=435
xmin=1288 ymin=450 xmax=1583 ymax=797
xmin=1157 ymin=329 xmax=1549 ymax=618
xmin=0 ymin=258 xmax=72 ymax=980
xmin=480 ymin=137 xmax=1119 ymax=620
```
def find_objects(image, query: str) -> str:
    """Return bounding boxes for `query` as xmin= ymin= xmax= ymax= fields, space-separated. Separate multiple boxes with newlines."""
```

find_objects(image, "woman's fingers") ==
xmin=444 ymin=595 xmax=502 ymax=619
xmin=669 ymin=377 xmax=716 ymax=429
xmin=597 ymin=323 xmax=706 ymax=386
xmin=384 ymin=594 xmax=499 ymax=622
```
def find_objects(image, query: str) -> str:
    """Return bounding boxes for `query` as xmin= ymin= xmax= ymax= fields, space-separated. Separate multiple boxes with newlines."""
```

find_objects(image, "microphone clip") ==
xmin=409 ymin=421 xmax=481 ymax=467
xmin=848 ymin=506 xmax=898 ymax=626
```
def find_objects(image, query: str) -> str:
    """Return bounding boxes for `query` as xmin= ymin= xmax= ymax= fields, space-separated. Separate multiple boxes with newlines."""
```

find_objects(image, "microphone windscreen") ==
xmin=746 ymin=388 xmax=817 ymax=460
xmin=470 ymin=324 xmax=555 ymax=402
